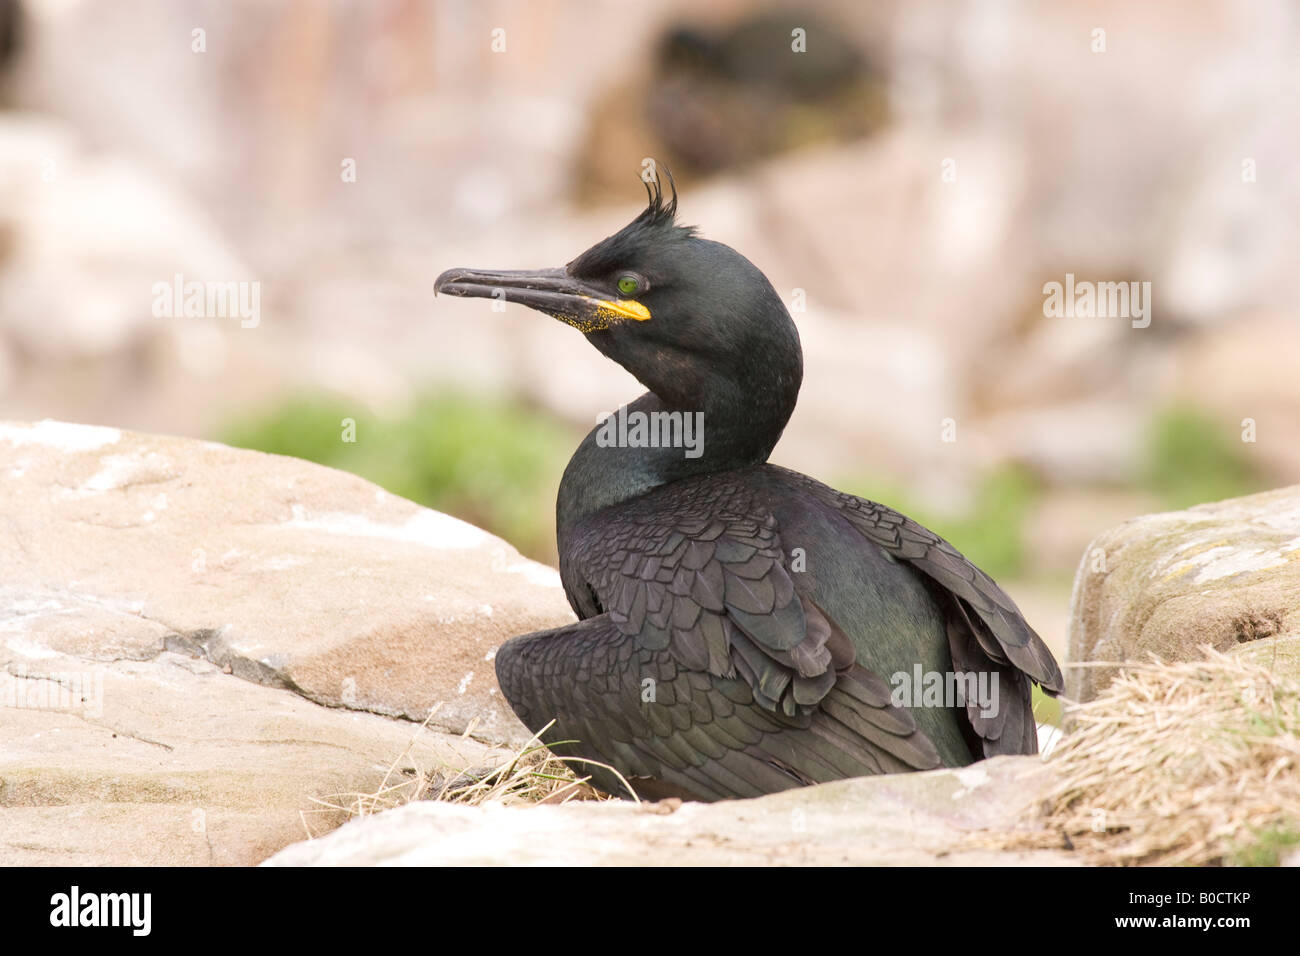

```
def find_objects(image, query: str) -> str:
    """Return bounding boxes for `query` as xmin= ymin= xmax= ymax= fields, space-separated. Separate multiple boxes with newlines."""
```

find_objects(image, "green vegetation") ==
xmin=1143 ymin=405 xmax=1265 ymax=510
xmin=1231 ymin=823 xmax=1300 ymax=867
xmin=1032 ymin=684 xmax=1062 ymax=727
xmin=222 ymin=392 xmax=577 ymax=561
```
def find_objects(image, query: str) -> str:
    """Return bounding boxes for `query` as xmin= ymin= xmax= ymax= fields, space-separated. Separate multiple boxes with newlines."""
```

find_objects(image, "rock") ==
xmin=1 ymin=419 xmax=580 ymax=864
xmin=1227 ymin=633 xmax=1300 ymax=678
xmin=1066 ymin=486 xmax=1300 ymax=703
xmin=263 ymin=755 xmax=1074 ymax=866
xmin=0 ymin=420 xmax=576 ymax=741
xmin=0 ymin=649 xmax=504 ymax=866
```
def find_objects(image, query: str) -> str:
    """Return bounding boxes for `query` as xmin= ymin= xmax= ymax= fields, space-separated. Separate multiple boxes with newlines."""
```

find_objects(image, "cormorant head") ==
xmin=435 ymin=171 xmax=803 ymax=427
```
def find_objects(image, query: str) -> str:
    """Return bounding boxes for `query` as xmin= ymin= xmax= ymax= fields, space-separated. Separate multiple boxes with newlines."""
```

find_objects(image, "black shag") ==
xmin=435 ymin=173 xmax=1063 ymax=802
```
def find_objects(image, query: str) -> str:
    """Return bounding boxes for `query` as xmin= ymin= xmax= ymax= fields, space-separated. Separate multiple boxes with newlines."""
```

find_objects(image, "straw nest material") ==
xmin=990 ymin=648 xmax=1300 ymax=865
xmin=300 ymin=708 xmax=619 ymax=837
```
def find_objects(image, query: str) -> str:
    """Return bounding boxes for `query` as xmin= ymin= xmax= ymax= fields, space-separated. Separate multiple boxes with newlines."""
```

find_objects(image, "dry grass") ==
xmin=996 ymin=649 xmax=1300 ymax=865
xmin=299 ymin=706 xmax=626 ymax=839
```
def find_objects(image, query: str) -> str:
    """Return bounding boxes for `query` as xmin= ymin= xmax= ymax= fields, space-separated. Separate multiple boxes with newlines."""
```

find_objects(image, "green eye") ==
xmin=617 ymin=275 xmax=640 ymax=296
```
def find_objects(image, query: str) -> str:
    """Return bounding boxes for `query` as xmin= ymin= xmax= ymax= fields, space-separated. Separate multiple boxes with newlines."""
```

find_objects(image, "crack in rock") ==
xmin=163 ymin=629 xmax=297 ymax=691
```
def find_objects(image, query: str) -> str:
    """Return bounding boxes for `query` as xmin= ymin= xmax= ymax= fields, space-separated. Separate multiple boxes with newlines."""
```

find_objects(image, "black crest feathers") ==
xmin=566 ymin=162 xmax=696 ymax=278
xmin=638 ymin=163 xmax=679 ymax=227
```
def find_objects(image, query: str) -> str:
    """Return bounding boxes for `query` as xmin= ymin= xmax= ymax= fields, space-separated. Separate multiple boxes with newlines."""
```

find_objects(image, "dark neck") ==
xmin=556 ymin=382 xmax=795 ymax=547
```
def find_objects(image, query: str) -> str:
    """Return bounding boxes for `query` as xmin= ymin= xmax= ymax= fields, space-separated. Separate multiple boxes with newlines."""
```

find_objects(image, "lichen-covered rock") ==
xmin=1066 ymin=486 xmax=1300 ymax=702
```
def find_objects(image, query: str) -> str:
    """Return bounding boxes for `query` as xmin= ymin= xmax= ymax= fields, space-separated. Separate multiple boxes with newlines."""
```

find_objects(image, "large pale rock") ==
xmin=1066 ymin=486 xmax=1300 ymax=702
xmin=263 ymin=755 xmax=1074 ymax=866
xmin=0 ymin=649 xmax=503 ymax=865
xmin=0 ymin=420 xmax=576 ymax=741
xmin=0 ymin=419 xmax=580 ymax=864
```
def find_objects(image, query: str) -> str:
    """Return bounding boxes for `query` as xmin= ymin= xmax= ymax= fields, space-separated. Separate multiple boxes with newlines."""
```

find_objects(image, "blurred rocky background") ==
xmin=2 ymin=0 xmax=1298 ymax=660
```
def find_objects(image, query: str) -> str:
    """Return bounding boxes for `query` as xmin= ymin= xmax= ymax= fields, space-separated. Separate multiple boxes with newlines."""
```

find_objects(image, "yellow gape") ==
xmin=594 ymin=298 xmax=651 ymax=323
